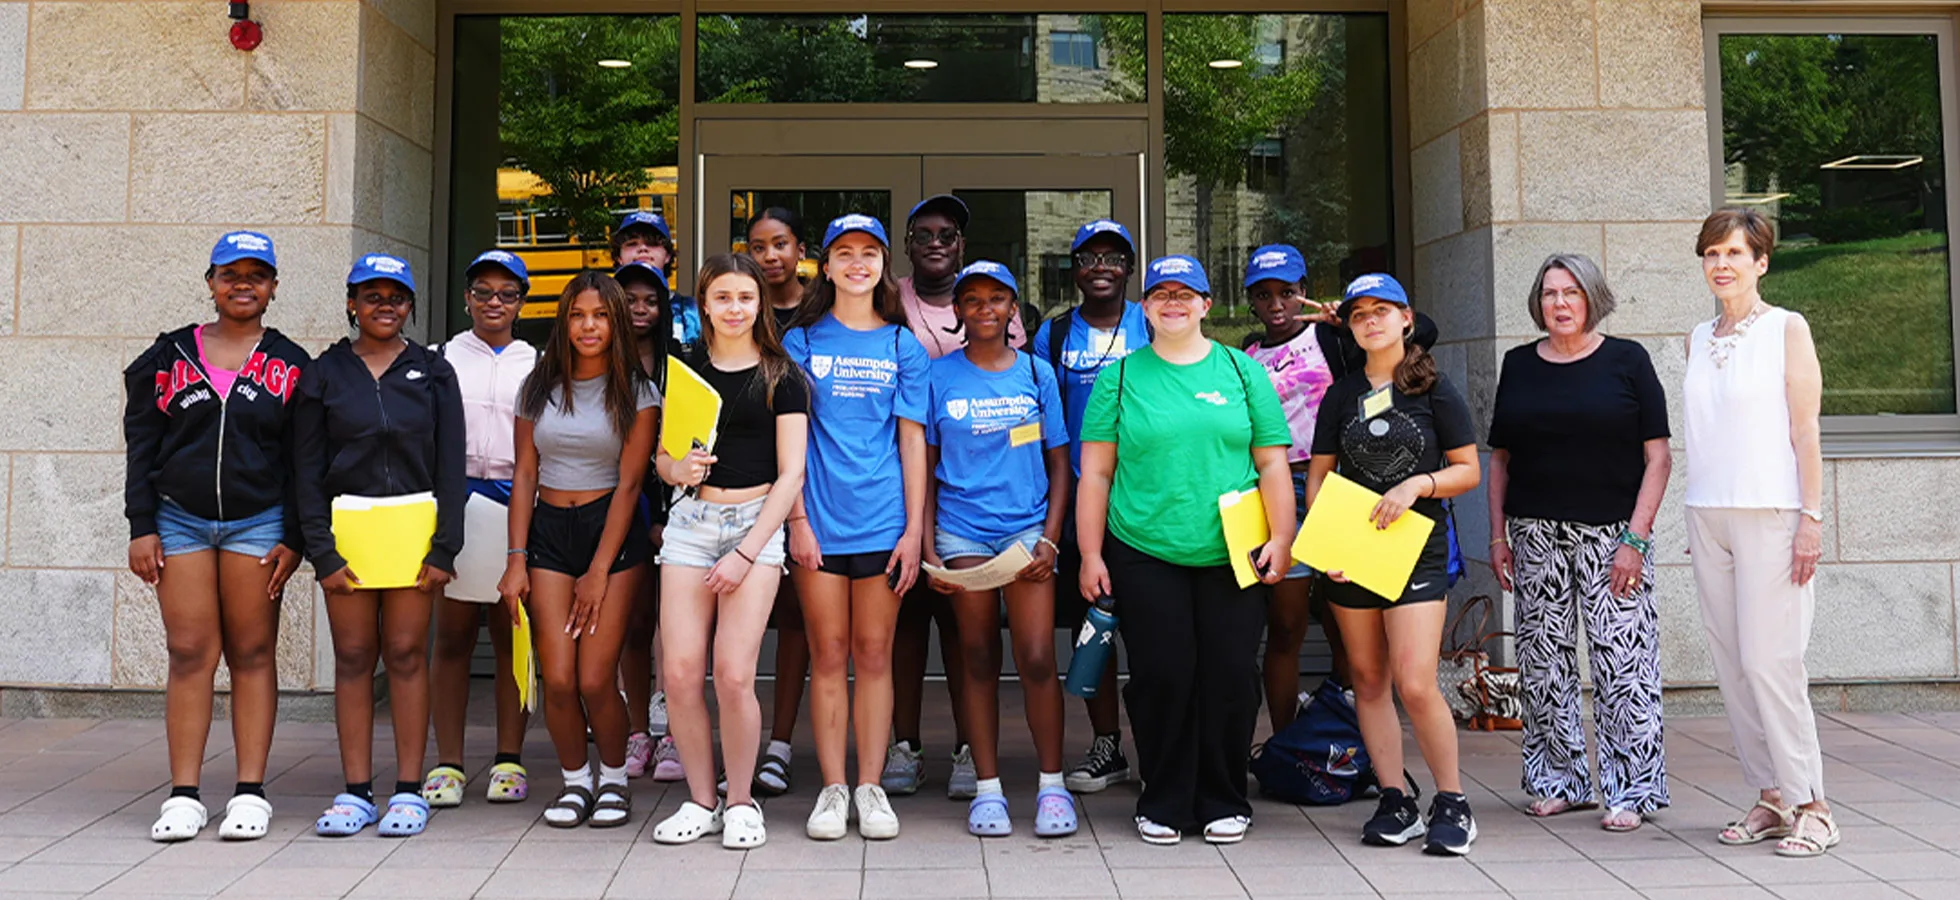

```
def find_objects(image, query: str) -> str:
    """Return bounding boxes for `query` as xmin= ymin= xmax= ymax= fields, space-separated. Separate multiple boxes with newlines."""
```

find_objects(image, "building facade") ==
xmin=1 ymin=0 xmax=1955 ymax=714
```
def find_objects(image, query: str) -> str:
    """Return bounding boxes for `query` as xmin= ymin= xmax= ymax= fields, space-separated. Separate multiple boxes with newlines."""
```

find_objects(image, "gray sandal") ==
xmin=590 ymin=785 xmax=632 ymax=829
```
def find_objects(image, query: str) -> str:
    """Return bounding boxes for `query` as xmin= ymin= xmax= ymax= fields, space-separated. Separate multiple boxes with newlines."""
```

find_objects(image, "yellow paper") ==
xmin=511 ymin=604 xmax=537 ymax=713
xmin=330 ymin=492 xmax=437 ymax=590
xmin=1360 ymin=385 xmax=1392 ymax=421
xmin=1008 ymin=422 xmax=1042 ymax=448
xmin=660 ymin=356 xmax=722 ymax=462
xmin=1219 ymin=488 xmax=1272 ymax=589
xmin=1292 ymin=472 xmax=1436 ymax=602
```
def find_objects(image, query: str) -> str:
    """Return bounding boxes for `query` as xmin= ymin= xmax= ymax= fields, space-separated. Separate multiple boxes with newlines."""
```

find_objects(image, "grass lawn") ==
xmin=1765 ymin=231 xmax=1956 ymax=416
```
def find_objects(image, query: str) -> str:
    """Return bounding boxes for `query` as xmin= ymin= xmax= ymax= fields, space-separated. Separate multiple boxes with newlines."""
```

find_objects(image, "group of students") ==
xmin=125 ymin=199 xmax=1486 ymax=855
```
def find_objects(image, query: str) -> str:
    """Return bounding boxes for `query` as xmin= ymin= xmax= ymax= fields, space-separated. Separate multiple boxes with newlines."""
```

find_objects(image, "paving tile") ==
xmin=141 ymin=835 xmax=285 ymax=868
xmin=216 ymin=864 xmax=370 ymax=898
xmin=986 ymin=863 xmax=1119 ymax=898
xmin=1893 ymin=881 xmax=1956 ymax=900
xmin=1109 ymin=866 xmax=1249 ymax=898
xmin=734 ymin=835 xmax=868 ymax=869
xmin=497 ymin=838 xmax=632 ymax=870
xmin=24 ymin=835 xmax=163 ymax=866
xmin=1715 ymin=850 xmax=1873 ymax=884
xmin=1352 ymin=859 xmax=1499 ymax=894
xmin=473 ymin=867 xmax=617 ymax=899
xmin=1836 ymin=850 xmax=1960 ymax=881
xmin=1230 ymin=863 xmax=1372 ymax=897
xmin=1769 ymin=884 xmax=1922 ymax=900
xmin=603 ymin=866 xmax=738 ymax=900
xmin=732 ymin=868 xmax=863 ymax=900
xmin=346 ymin=866 xmax=495 ymax=898
xmin=0 ymin=836 xmax=59 ymax=864
xmin=1473 ymin=859 xmax=1614 ymax=891
xmin=863 ymin=833 xmax=985 ymax=868
xmin=1640 ymin=888 xmax=1779 ymax=900
xmin=0 ymin=862 xmax=129 ymax=893
xmin=92 ymin=861 xmax=253 ymax=895
xmin=1596 ymin=856 xmax=1751 ymax=888
xmin=861 ymin=866 xmax=990 ymax=899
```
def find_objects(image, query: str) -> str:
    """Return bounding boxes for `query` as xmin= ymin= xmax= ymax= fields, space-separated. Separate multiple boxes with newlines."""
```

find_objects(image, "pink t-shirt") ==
xmin=1246 ymin=326 xmax=1335 ymax=463
xmin=195 ymin=325 xmax=240 ymax=397
xmin=899 ymin=275 xmax=1029 ymax=360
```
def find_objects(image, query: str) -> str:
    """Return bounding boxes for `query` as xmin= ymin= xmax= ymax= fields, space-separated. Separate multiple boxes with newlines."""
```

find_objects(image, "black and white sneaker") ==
xmin=1064 ymin=733 xmax=1130 ymax=793
xmin=1361 ymin=787 xmax=1427 ymax=846
xmin=1422 ymin=792 xmax=1477 ymax=856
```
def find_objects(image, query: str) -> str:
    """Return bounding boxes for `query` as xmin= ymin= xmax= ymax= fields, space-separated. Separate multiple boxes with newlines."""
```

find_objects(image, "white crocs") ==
xmin=151 ymin=796 xmax=208 ymax=843
xmin=722 ymin=801 xmax=767 ymax=850
xmin=652 ymin=799 xmax=724 ymax=844
xmin=219 ymin=793 xmax=272 ymax=841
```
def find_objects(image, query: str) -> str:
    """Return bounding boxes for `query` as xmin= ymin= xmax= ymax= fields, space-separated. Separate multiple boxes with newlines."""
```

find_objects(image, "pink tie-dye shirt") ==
xmin=1245 ymin=327 xmax=1335 ymax=463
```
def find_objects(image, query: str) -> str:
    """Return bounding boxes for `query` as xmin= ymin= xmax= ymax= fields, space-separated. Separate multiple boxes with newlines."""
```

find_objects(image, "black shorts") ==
xmin=1320 ymin=524 xmax=1450 ymax=611
xmin=809 ymin=550 xmax=892 ymax=581
xmin=528 ymin=492 xmax=650 ymax=576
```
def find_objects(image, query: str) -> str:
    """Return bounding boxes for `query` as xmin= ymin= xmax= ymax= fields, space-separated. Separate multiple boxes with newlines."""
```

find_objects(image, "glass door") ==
xmin=697 ymin=155 xmax=921 ymax=283
xmin=925 ymin=154 xmax=1145 ymax=314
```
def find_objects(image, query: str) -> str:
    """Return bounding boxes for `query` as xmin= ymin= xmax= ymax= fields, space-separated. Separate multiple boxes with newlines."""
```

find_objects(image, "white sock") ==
xmin=1038 ymin=771 xmax=1066 ymax=790
xmin=976 ymin=777 xmax=1004 ymax=798
xmin=599 ymin=762 xmax=628 ymax=788
xmin=562 ymin=765 xmax=592 ymax=789
xmin=767 ymin=739 xmax=792 ymax=760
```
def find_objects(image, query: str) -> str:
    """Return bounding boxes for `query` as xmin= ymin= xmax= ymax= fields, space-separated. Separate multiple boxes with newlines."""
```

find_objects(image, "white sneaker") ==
xmin=806 ymin=784 xmax=850 ymax=841
xmin=723 ymin=801 xmax=767 ymax=849
xmin=854 ymin=783 xmax=900 ymax=840
xmin=650 ymin=690 xmax=669 ymax=736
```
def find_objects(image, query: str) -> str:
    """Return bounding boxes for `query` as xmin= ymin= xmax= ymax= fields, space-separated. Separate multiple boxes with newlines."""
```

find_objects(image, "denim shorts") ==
xmin=156 ymin=499 xmax=285 ymax=559
xmin=935 ymin=525 xmax=1047 ymax=566
xmin=1285 ymin=471 xmax=1312 ymax=580
xmin=657 ymin=495 xmax=787 ymax=569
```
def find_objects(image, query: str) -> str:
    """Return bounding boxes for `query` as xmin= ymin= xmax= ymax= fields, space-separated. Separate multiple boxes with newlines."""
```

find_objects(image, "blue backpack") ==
xmin=1249 ymin=679 xmax=1372 ymax=805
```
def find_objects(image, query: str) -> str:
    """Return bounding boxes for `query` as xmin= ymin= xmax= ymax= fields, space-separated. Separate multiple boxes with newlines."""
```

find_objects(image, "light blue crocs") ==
xmin=378 ymin=792 xmax=430 ymax=837
xmin=968 ymin=794 xmax=1012 ymax=837
xmin=315 ymin=793 xmax=378 ymax=837
xmin=1035 ymin=786 xmax=1078 ymax=838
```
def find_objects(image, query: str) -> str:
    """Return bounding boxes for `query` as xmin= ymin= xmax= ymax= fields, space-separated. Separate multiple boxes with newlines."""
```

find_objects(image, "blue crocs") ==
xmin=1034 ymin=786 xmax=1079 ymax=838
xmin=967 ymin=794 xmax=1012 ymax=837
xmin=315 ymin=793 xmax=378 ymax=837
xmin=378 ymin=792 xmax=430 ymax=837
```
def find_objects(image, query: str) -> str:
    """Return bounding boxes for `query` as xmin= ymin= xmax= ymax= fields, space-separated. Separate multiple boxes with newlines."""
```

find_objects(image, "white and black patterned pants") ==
xmin=1510 ymin=517 xmax=1670 ymax=813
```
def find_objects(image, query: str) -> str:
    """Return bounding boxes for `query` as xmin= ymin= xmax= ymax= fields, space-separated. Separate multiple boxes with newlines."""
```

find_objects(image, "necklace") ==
xmin=1707 ymin=302 xmax=1769 ymax=368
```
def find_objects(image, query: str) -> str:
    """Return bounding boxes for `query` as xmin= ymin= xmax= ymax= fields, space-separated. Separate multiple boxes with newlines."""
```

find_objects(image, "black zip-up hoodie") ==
xmin=123 ymin=325 xmax=312 ymax=551
xmin=292 ymin=338 xmax=467 ymax=576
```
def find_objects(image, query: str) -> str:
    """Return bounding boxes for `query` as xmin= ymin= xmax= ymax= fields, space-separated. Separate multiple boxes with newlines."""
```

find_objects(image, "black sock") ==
xmin=233 ymin=782 xmax=265 ymax=799
xmin=437 ymin=761 xmax=464 ymax=774
xmin=393 ymin=780 xmax=419 ymax=797
xmin=494 ymin=752 xmax=522 ymax=767
xmin=170 ymin=785 xmax=200 ymax=801
xmin=346 ymin=781 xmax=373 ymax=804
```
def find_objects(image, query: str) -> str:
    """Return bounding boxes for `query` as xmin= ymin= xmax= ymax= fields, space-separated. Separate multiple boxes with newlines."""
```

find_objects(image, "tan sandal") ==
xmin=1718 ymin=799 xmax=1794 ymax=845
xmin=1526 ymin=797 xmax=1597 ymax=818
xmin=1601 ymin=807 xmax=1643 ymax=832
xmin=1774 ymin=809 xmax=1840 ymax=858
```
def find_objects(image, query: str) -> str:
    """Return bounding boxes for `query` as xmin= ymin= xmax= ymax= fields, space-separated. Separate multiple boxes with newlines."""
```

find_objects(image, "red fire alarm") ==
xmin=227 ymin=2 xmax=262 ymax=52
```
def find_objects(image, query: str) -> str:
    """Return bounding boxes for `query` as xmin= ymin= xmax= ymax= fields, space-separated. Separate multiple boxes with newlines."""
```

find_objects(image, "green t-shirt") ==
xmin=1081 ymin=342 xmax=1291 ymax=567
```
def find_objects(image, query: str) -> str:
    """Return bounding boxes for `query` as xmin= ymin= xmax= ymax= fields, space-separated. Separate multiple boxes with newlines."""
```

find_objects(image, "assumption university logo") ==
xmin=945 ymin=398 xmax=970 ymax=420
xmin=810 ymin=355 xmax=834 ymax=379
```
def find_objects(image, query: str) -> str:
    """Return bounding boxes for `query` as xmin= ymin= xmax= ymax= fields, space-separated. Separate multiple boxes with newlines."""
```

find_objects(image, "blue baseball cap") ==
xmin=465 ymin=249 xmax=529 ymax=293
xmin=822 ymin=214 xmax=890 ymax=249
xmin=347 ymin=253 xmax=416 ymax=294
xmin=1143 ymin=255 xmax=1210 ymax=296
xmin=952 ymin=260 xmax=1018 ymax=299
xmin=617 ymin=210 xmax=671 ymax=242
xmin=1244 ymin=244 xmax=1307 ymax=288
xmin=210 ymin=231 xmax=277 ymax=270
xmin=1071 ymin=219 xmax=1136 ymax=255
xmin=907 ymin=194 xmax=970 ymax=229
xmin=613 ymin=261 xmax=670 ymax=301
xmin=1337 ymin=272 xmax=1411 ymax=320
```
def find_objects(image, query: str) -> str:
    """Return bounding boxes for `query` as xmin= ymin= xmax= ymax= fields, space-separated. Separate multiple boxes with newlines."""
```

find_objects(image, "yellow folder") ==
xmin=1292 ymin=472 xmax=1436 ymax=603
xmin=329 ymin=492 xmax=437 ymax=590
xmin=511 ymin=604 xmax=537 ymax=713
xmin=660 ymin=356 xmax=723 ymax=462
xmin=1219 ymin=488 xmax=1272 ymax=589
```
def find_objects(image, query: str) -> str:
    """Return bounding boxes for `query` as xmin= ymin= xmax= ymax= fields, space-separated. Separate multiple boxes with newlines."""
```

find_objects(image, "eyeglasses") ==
xmin=468 ymin=286 xmax=524 ymax=306
xmin=1144 ymin=290 xmax=1204 ymax=306
xmin=907 ymin=227 xmax=961 ymax=247
xmin=1073 ymin=251 xmax=1131 ymax=270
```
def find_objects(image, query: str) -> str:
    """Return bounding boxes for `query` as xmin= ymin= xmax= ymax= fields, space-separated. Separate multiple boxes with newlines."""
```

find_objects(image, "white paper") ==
xmin=444 ymin=493 xmax=508 ymax=604
xmin=922 ymin=542 xmax=1036 ymax=592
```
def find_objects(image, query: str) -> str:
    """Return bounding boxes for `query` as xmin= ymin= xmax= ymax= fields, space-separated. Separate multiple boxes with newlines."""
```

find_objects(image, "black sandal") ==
xmin=545 ymin=784 xmax=594 ymax=829
xmin=590 ymin=785 xmax=632 ymax=829
xmin=754 ymin=754 xmax=792 ymax=797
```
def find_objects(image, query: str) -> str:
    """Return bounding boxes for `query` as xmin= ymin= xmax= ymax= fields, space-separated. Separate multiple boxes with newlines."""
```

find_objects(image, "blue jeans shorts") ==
xmin=156 ymin=499 xmax=285 ymax=558
xmin=935 ymin=525 xmax=1049 ymax=568
xmin=657 ymin=494 xmax=787 ymax=569
xmin=1285 ymin=471 xmax=1312 ymax=580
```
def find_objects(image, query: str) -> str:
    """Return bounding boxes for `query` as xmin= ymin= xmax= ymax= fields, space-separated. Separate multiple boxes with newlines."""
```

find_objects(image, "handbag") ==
xmin=1437 ymin=595 xmax=1522 ymax=731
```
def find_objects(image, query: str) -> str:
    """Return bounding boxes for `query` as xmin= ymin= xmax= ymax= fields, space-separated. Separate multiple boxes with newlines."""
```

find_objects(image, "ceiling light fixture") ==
xmin=1208 ymin=59 xmax=1244 ymax=69
xmin=903 ymin=59 xmax=939 ymax=69
xmin=597 ymin=58 xmax=632 ymax=68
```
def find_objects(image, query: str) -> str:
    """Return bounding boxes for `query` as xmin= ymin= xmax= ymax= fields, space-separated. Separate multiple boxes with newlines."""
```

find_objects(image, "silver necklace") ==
xmin=1707 ymin=303 xmax=1769 ymax=369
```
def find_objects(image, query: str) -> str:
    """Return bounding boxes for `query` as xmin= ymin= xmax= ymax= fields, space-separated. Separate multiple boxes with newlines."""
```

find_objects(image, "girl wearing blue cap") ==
xmin=294 ymin=254 xmax=467 ymax=838
xmin=782 ymin=214 xmax=931 ymax=841
xmin=422 ymin=250 xmax=538 ymax=810
xmin=1306 ymin=273 xmax=1481 ymax=856
xmin=613 ymin=210 xmax=702 ymax=355
xmin=1077 ymin=255 xmax=1294 ymax=846
xmin=126 ymin=231 xmax=310 ymax=842
xmin=922 ymin=261 xmax=1074 ymax=838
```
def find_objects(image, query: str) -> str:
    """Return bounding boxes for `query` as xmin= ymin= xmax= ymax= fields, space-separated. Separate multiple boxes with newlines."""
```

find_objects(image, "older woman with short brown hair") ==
xmin=1487 ymin=253 xmax=1671 ymax=833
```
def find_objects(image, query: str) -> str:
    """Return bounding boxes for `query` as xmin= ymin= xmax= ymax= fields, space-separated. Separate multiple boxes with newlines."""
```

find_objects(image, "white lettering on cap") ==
xmin=366 ymin=256 xmax=407 ymax=275
xmin=1349 ymin=274 xmax=1387 ymax=293
xmin=1252 ymin=250 xmax=1289 ymax=269
xmin=229 ymin=233 xmax=270 ymax=252
xmin=484 ymin=251 xmax=515 ymax=264
xmin=1156 ymin=257 xmax=1194 ymax=275
xmin=836 ymin=215 xmax=878 ymax=230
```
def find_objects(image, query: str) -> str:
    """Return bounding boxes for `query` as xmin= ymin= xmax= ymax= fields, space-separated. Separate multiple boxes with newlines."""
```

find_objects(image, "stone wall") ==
xmin=0 ymin=0 xmax=436 ymax=706
xmin=1406 ymin=0 xmax=1960 ymax=694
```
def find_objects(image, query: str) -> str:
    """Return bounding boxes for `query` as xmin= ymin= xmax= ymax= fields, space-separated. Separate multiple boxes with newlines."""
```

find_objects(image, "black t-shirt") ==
xmin=1487 ymin=337 xmax=1668 ymax=525
xmin=771 ymin=305 xmax=798 ymax=331
xmin=1312 ymin=373 xmax=1477 ymax=521
xmin=690 ymin=358 xmax=811 ymax=489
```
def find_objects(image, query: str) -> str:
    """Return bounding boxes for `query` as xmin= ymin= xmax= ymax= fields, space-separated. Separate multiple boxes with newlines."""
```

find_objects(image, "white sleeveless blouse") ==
xmin=1683 ymin=306 xmax=1801 ymax=509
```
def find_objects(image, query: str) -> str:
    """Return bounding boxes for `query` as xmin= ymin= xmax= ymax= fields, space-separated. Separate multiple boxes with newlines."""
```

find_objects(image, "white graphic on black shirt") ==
xmin=1341 ymin=408 xmax=1425 ymax=486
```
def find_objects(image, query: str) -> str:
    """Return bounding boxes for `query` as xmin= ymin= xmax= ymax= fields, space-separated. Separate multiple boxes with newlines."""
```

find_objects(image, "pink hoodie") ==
xmin=439 ymin=330 xmax=537 ymax=481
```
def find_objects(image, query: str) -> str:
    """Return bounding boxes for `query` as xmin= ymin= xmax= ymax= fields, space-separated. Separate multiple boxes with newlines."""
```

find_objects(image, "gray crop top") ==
xmin=524 ymin=375 xmax=659 ymax=491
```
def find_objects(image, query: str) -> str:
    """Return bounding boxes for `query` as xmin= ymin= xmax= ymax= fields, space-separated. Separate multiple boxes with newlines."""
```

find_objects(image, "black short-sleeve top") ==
xmin=1486 ymin=336 xmax=1669 ymax=525
xmin=688 ymin=358 xmax=811 ymax=490
xmin=1311 ymin=373 xmax=1478 ymax=522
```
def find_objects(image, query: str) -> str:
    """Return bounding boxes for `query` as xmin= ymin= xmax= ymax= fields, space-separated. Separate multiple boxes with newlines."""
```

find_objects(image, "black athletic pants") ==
xmin=1107 ymin=534 xmax=1269 ymax=831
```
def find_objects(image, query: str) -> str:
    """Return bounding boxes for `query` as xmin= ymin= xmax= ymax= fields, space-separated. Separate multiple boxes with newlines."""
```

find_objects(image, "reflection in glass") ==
xmin=696 ymin=14 xmax=1140 ymax=103
xmin=1719 ymin=32 xmax=1955 ymax=415
xmin=954 ymin=190 xmax=1115 ymax=314
xmin=729 ymin=190 xmax=893 ymax=280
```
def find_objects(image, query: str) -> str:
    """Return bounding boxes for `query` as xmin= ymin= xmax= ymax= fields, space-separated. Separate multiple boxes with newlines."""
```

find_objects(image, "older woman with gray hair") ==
xmin=1486 ymin=253 xmax=1672 ymax=832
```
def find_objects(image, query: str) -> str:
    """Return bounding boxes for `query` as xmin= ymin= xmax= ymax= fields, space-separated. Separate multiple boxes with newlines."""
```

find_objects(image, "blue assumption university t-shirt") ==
xmin=1031 ymin=301 xmax=1152 ymax=474
xmin=784 ymin=314 xmax=932 ymax=554
xmin=927 ymin=351 xmax=1069 ymax=544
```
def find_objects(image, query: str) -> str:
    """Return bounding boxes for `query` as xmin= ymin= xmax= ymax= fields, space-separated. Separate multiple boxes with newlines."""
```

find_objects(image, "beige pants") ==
xmin=1685 ymin=507 xmax=1825 ymax=804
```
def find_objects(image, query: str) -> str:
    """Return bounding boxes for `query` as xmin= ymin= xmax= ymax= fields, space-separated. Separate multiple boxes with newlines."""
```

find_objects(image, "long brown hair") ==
xmin=1394 ymin=320 xmax=1438 ymax=395
xmin=787 ymin=235 xmax=906 ymax=330
xmin=519 ymin=271 xmax=649 ymax=440
xmin=698 ymin=253 xmax=804 ymax=410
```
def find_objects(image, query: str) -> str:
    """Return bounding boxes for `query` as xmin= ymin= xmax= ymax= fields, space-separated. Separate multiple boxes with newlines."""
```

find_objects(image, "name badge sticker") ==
xmin=1359 ymin=384 xmax=1393 ymax=421
xmin=1009 ymin=422 xmax=1042 ymax=448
